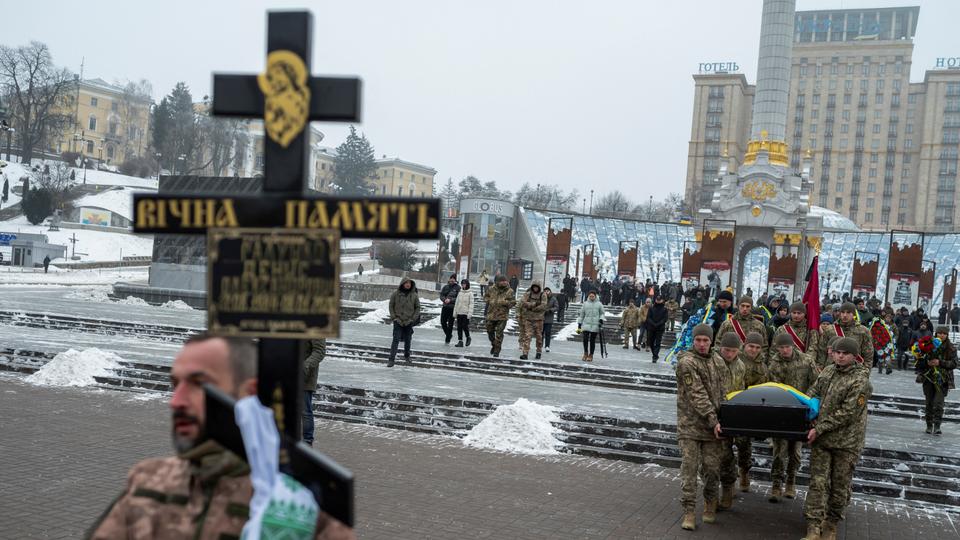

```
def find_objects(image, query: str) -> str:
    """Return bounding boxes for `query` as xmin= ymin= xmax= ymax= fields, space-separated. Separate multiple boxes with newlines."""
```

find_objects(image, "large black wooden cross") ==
xmin=132 ymin=10 xmax=440 ymax=528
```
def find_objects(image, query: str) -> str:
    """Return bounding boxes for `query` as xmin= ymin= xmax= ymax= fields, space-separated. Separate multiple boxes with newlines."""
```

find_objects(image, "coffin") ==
xmin=719 ymin=385 xmax=813 ymax=441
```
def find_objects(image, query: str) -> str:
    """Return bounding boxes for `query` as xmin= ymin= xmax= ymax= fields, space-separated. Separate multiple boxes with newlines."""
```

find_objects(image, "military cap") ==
xmin=720 ymin=333 xmax=741 ymax=349
xmin=773 ymin=332 xmax=794 ymax=347
xmin=834 ymin=337 xmax=859 ymax=355
xmin=738 ymin=295 xmax=754 ymax=306
xmin=840 ymin=302 xmax=857 ymax=313
xmin=745 ymin=332 xmax=765 ymax=346
xmin=495 ymin=274 xmax=508 ymax=283
xmin=693 ymin=324 xmax=714 ymax=340
xmin=789 ymin=301 xmax=805 ymax=313
xmin=826 ymin=335 xmax=841 ymax=349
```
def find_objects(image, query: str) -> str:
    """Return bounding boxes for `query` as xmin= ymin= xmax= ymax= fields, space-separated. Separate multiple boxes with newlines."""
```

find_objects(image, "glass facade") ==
xmin=462 ymin=212 xmax=513 ymax=276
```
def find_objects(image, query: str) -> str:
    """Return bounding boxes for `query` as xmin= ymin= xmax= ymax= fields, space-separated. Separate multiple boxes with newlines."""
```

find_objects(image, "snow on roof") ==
xmin=808 ymin=205 xmax=860 ymax=232
xmin=72 ymin=187 xmax=147 ymax=221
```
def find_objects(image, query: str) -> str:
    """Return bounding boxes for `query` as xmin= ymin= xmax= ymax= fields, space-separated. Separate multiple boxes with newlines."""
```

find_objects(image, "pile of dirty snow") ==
xmin=25 ymin=348 xmax=123 ymax=387
xmin=553 ymin=321 xmax=580 ymax=341
xmin=356 ymin=305 xmax=391 ymax=323
xmin=161 ymin=300 xmax=194 ymax=310
xmin=462 ymin=398 xmax=563 ymax=455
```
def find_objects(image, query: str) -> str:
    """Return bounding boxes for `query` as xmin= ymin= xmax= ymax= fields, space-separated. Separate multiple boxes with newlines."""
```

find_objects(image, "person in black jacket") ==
xmin=711 ymin=290 xmax=736 ymax=337
xmin=509 ymin=275 xmax=520 ymax=298
xmin=439 ymin=274 xmax=460 ymax=344
xmin=646 ymin=295 xmax=669 ymax=362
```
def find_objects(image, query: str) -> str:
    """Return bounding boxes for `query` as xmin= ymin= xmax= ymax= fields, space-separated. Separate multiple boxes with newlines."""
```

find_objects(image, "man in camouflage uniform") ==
xmin=89 ymin=335 xmax=353 ymax=539
xmin=774 ymin=301 xmax=821 ymax=366
xmin=817 ymin=302 xmax=874 ymax=371
xmin=518 ymin=280 xmax=548 ymax=359
xmin=715 ymin=333 xmax=745 ymax=511
xmin=736 ymin=331 xmax=769 ymax=492
xmin=767 ymin=332 xmax=819 ymax=502
xmin=801 ymin=337 xmax=872 ymax=540
xmin=676 ymin=324 xmax=727 ymax=530
xmin=619 ymin=298 xmax=642 ymax=349
xmin=485 ymin=274 xmax=516 ymax=358
xmin=715 ymin=295 xmax=768 ymax=356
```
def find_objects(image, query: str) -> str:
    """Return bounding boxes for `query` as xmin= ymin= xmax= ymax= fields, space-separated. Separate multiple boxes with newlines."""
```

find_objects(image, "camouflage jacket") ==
xmin=715 ymin=314 xmax=768 ymax=355
xmin=818 ymin=321 xmax=874 ymax=369
xmin=88 ymin=448 xmax=354 ymax=539
xmin=519 ymin=289 xmax=548 ymax=321
xmin=675 ymin=349 xmax=726 ymax=440
xmin=768 ymin=349 xmax=819 ymax=394
xmin=774 ymin=320 xmax=821 ymax=360
xmin=717 ymin=352 xmax=746 ymax=394
xmin=484 ymin=283 xmax=515 ymax=321
xmin=808 ymin=363 xmax=872 ymax=451
xmin=620 ymin=305 xmax=641 ymax=329
xmin=739 ymin=351 xmax=768 ymax=388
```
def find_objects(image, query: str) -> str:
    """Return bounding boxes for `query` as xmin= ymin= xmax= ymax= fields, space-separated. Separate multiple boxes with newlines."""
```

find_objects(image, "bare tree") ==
xmin=513 ymin=182 xmax=579 ymax=211
xmin=592 ymin=190 xmax=634 ymax=217
xmin=30 ymin=161 xmax=75 ymax=207
xmin=192 ymin=97 xmax=249 ymax=176
xmin=116 ymin=79 xmax=152 ymax=160
xmin=0 ymin=42 xmax=74 ymax=164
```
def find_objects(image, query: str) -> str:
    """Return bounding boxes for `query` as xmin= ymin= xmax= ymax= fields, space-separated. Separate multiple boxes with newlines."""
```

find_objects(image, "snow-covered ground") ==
xmin=25 ymin=347 xmax=123 ymax=387
xmin=0 ymin=266 xmax=148 ymax=285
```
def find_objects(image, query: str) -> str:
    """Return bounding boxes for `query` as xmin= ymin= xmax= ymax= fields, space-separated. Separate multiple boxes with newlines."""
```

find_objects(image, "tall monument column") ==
xmin=744 ymin=0 xmax=796 ymax=167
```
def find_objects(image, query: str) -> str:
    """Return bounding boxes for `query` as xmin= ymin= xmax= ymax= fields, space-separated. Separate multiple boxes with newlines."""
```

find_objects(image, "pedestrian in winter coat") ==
xmin=509 ymin=275 xmax=520 ymax=297
xmin=302 ymin=338 xmax=326 ymax=445
xmin=916 ymin=327 xmax=957 ymax=435
xmin=478 ymin=270 xmax=489 ymax=297
xmin=454 ymin=279 xmax=474 ymax=347
xmin=357 ymin=263 xmax=364 ymax=277
xmin=620 ymin=299 xmax=642 ymax=350
xmin=485 ymin=275 xmax=515 ymax=357
xmin=543 ymin=288 xmax=558 ymax=352
xmin=665 ymin=298 xmax=679 ymax=331
xmin=555 ymin=291 xmax=568 ymax=323
xmin=388 ymin=279 xmax=421 ymax=367
xmin=577 ymin=291 xmax=604 ymax=361
xmin=518 ymin=281 xmax=548 ymax=359
xmin=951 ymin=305 xmax=960 ymax=333
xmin=638 ymin=299 xmax=652 ymax=350
xmin=645 ymin=296 xmax=669 ymax=362
xmin=895 ymin=320 xmax=913 ymax=370
xmin=439 ymin=274 xmax=460 ymax=344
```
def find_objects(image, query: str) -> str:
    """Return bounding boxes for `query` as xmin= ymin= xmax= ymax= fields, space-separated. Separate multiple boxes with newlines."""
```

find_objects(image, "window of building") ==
xmin=905 ymin=139 xmax=913 ymax=149
xmin=106 ymin=145 xmax=114 ymax=159
xmin=835 ymin=197 xmax=843 ymax=207
xmin=709 ymin=86 xmax=725 ymax=98
xmin=811 ymin=109 xmax=819 ymax=119
xmin=88 ymin=115 xmax=97 ymax=131
xmin=839 ymin=139 xmax=848 ymax=149
xmin=111 ymin=102 xmax=118 ymax=112
xmin=800 ymin=65 xmax=808 ymax=77
xmin=87 ymin=140 xmax=94 ymax=154
xmin=812 ymin=94 xmax=821 ymax=105
xmin=875 ymin=94 xmax=884 ymax=105
xmin=828 ymin=80 xmax=837 ymax=91
xmin=908 ymin=94 xmax=917 ymax=104
xmin=838 ymin=167 xmax=845 ymax=178
xmin=846 ymin=64 xmax=854 ymax=74
xmin=91 ymin=97 xmax=98 ymax=106
xmin=843 ymin=94 xmax=851 ymax=106
xmin=860 ymin=79 xmax=868 ymax=91
xmin=873 ymin=124 xmax=881 ymax=134
xmin=862 ymin=63 xmax=870 ymax=76
xmin=810 ymin=124 xmax=818 ymax=134
xmin=869 ymin=168 xmax=877 ymax=178
xmin=840 ymin=124 xmax=848 ymax=134
xmin=877 ymin=63 xmax=886 ymax=76
xmin=842 ymin=110 xmax=851 ymax=121
xmin=868 ymin=183 xmax=876 ymax=193
xmin=256 ymin=153 xmax=264 ymax=168
xmin=865 ymin=212 xmax=874 ymax=221
xmin=893 ymin=79 xmax=901 ymax=92
xmin=891 ymin=94 xmax=901 ymax=107
xmin=836 ymin=182 xmax=844 ymax=193
xmin=109 ymin=121 xmax=118 ymax=136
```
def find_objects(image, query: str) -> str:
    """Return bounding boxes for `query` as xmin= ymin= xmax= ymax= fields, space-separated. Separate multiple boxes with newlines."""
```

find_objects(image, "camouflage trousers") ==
xmin=622 ymin=327 xmax=638 ymax=348
xmin=803 ymin=445 xmax=858 ymax=524
xmin=679 ymin=438 xmax=723 ymax=511
xmin=486 ymin=319 xmax=507 ymax=354
xmin=771 ymin=439 xmax=803 ymax=487
xmin=717 ymin=438 xmax=753 ymax=487
xmin=519 ymin=319 xmax=544 ymax=354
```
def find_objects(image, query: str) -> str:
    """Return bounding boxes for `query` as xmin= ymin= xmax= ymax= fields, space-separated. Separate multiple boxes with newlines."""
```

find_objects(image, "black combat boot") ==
xmin=455 ymin=341 xmax=464 ymax=347
xmin=535 ymin=352 xmax=541 ymax=359
xmin=934 ymin=424 xmax=942 ymax=435
xmin=387 ymin=357 xmax=395 ymax=368
xmin=519 ymin=354 xmax=528 ymax=360
xmin=466 ymin=337 xmax=471 ymax=346
xmin=926 ymin=422 xmax=933 ymax=434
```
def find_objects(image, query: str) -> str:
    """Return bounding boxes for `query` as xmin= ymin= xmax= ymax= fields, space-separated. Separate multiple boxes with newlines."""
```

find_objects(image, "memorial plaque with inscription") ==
xmin=208 ymin=228 xmax=340 ymax=338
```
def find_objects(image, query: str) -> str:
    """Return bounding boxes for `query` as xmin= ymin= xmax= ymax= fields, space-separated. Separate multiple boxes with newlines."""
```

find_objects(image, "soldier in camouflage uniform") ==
xmin=89 ymin=335 xmax=353 ymax=539
xmin=767 ymin=332 xmax=819 ymax=502
xmin=485 ymin=274 xmax=516 ymax=358
xmin=801 ymin=337 xmax=872 ymax=540
xmin=715 ymin=295 xmax=768 ymax=356
xmin=774 ymin=301 xmax=821 ymax=366
xmin=715 ymin=332 xmax=745 ymax=511
xmin=518 ymin=280 xmax=548 ymax=359
xmin=736 ymin=331 xmax=769 ymax=493
xmin=619 ymin=299 xmax=642 ymax=349
xmin=676 ymin=324 xmax=727 ymax=530
xmin=817 ymin=302 xmax=874 ymax=371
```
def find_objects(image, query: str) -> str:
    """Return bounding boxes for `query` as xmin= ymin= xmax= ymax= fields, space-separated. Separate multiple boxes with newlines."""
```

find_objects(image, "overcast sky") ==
xmin=7 ymin=0 xmax=959 ymax=201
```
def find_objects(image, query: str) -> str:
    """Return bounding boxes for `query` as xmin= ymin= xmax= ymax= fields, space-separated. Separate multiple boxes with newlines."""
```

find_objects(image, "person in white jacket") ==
xmin=454 ymin=279 xmax=474 ymax=347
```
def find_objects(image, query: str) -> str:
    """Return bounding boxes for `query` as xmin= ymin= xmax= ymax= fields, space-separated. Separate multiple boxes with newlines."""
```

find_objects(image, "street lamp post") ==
xmin=97 ymin=146 xmax=103 ymax=168
xmin=589 ymin=189 xmax=594 ymax=214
